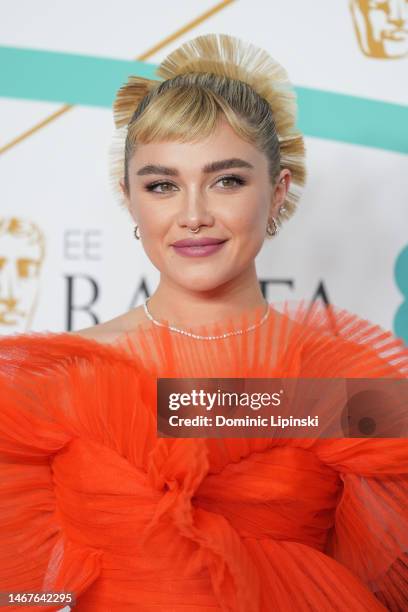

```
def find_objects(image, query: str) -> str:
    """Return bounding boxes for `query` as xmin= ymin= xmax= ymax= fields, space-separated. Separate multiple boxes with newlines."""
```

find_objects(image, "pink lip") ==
xmin=172 ymin=237 xmax=226 ymax=247
xmin=172 ymin=240 xmax=227 ymax=258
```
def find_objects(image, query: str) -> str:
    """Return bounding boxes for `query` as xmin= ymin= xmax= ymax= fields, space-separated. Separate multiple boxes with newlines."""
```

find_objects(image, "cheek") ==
xmin=133 ymin=191 xmax=268 ymax=242
xmin=223 ymin=195 xmax=268 ymax=235
xmin=133 ymin=200 xmax=169 ymax=236
xmin=136 ymin=204 xmax=186 ymax=272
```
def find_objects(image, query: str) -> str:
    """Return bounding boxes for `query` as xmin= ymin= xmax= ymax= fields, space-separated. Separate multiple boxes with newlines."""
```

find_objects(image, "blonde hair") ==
xmin=109 ymin=33 xmax=306 ymax=230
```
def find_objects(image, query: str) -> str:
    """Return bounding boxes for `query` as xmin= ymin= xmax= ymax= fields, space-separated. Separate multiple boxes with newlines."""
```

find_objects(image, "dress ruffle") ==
xmin=0 ymin=299 xmax=407 ymax=610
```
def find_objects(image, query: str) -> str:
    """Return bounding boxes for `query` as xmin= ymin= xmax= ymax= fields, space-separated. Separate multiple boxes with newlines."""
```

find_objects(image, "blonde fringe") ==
xmin=109 ymin=33 xmax=306 ymax=220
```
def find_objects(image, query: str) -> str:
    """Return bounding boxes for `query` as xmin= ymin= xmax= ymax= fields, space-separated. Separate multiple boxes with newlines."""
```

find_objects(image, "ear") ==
xmin=119 ymin=179 xmax=136 ymax=224
xmin=119 ymin=179 xmax=131 ymax=208
xmin=269 ymin=169 xmax=292 ymax=219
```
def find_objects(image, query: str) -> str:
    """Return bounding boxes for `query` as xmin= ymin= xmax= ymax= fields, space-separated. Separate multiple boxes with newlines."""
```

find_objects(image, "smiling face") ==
xmin=121 ymin=117 xmax=289 ymax=294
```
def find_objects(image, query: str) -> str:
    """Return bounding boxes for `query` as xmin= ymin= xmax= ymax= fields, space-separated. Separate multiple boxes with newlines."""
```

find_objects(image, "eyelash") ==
xmin=144 ymin=174 xmax=247 ymax=193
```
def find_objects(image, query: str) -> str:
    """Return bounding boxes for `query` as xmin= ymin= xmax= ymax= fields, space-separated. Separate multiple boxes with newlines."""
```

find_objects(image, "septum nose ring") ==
xmin=189 ymin=227 xmax=200 ymax=233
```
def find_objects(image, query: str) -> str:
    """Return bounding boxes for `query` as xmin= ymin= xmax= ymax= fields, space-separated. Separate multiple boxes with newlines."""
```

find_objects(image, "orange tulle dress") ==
xmin=1 ymin=300 xmax=408 ymax=612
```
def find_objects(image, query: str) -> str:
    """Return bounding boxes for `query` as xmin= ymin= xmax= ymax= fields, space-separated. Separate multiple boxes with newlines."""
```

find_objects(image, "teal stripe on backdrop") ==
xmin=1 ymin=45 xmax=407 ymax=154
xmin=1 ymin=46 xmax=158 ymax=106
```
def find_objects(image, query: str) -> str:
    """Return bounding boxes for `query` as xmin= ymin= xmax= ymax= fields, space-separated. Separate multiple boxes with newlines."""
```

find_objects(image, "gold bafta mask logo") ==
xmin=350 ymin=0 xmax=408 ymax=58
xmin=0 ymin=218 xmax=45 ymax=332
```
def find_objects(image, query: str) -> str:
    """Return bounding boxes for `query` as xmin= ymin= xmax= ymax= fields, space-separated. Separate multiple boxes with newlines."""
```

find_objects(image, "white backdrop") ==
xmin=1 ymin=0 xmax=407 ymax=342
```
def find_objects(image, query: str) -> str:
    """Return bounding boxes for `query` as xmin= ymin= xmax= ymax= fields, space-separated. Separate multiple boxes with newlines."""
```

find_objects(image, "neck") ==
xmin=146 ymin=268 xmax=266 ymax=328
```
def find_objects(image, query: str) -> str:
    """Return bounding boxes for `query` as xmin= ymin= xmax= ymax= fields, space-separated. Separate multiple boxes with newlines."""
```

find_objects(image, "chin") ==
xmin=179 ymin=280 xmax=224 ymax=293
xmin=172 ymin=273 xmax=229 ymax=294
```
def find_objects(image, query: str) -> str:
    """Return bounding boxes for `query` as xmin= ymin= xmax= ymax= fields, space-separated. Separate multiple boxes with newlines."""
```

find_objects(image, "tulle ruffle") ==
xmin=0 ymin=299 xmax=407 ymax=610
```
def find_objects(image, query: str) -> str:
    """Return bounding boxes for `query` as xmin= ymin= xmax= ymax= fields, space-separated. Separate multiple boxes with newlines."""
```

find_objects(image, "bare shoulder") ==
xmin=68 ymin=305 xmax=146 ymax=346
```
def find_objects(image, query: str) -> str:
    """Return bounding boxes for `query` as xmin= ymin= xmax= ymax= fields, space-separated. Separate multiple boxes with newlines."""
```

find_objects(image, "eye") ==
xmin=145 ymin=181 xmax=177 ymax=193
xmin=144 ymin=174 xmax=247 ymax=194
xmin=215 ymin=175 xmax=247 ymax=189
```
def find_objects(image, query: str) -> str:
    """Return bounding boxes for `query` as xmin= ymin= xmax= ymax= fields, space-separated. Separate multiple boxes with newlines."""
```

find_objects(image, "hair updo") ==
xmin=109 ymin=33 xmax=306 ymax=232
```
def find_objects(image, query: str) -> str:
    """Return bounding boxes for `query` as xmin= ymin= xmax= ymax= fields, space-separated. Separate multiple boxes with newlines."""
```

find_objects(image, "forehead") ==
xmin=129 ymin=119 xmax=265 ymax=171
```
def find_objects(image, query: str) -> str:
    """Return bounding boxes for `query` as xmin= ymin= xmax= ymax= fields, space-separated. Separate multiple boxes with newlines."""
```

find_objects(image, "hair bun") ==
xmin=157 ymin=33 xmax=298 ymax=137
xmin=112 ymin=77 xmax=158 ymax=129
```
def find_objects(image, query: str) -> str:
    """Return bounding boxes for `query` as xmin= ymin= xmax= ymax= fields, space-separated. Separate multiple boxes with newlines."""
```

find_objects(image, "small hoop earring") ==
xmin=266 ymin=218 xmax=278 ymax=237
xmin=134 ymin=225 xmax=140 ymax=240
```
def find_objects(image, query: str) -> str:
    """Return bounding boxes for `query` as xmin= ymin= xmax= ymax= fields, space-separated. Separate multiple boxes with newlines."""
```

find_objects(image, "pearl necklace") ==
xmin=143 ymin=298 xmax=270 ymax=340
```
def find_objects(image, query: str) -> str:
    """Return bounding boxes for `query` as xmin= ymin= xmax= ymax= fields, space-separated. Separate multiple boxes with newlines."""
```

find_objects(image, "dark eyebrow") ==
xmin=135 ymin=158 xmax=254 ymax=177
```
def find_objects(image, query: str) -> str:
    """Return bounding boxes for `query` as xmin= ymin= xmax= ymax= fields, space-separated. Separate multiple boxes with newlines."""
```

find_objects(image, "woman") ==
xmin=0 ymin=34 xmax=407 ymax=611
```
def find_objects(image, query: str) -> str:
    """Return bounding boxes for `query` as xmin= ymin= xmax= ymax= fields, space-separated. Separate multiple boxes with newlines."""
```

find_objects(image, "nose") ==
xmin=176 ymin=188 xmax=215 ymax=232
